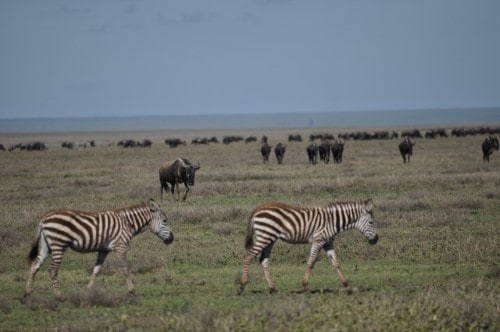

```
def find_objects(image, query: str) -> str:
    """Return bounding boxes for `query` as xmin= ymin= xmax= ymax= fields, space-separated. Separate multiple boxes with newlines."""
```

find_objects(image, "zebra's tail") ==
xmin=27 ymin=236 xmax=39 ymax=264
xmin=244 ymin=215 xmax=255 ymax=251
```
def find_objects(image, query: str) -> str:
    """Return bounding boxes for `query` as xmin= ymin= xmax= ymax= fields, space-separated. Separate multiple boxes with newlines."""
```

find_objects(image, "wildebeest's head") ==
xmin=180 ymin=159 xmax=200 ymax=186
xmin=491 ymin=136 xmax=499 ymax=150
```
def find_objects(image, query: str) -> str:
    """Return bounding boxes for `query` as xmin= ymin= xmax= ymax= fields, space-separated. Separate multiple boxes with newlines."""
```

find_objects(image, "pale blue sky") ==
xmin=1 ymin=0 xmax=499 ymax=119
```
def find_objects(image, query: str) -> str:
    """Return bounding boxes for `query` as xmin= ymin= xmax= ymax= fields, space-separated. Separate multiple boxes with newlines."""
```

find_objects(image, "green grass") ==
xmin=0 ymin=128 xmax=498 ymax=330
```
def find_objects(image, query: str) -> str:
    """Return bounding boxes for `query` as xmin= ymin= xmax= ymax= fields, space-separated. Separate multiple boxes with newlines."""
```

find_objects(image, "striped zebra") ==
xmin=23 ymin=199 xmax=174 ymax=301
xmin=237 ymin=199 xmax=378 ymax=295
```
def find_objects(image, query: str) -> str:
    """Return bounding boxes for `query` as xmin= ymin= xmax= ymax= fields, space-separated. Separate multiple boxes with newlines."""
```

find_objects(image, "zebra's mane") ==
xmin=254 ymin=201 xmax=363 ymax=213
xmin=114 ymin=201 xmax=148 ymax=214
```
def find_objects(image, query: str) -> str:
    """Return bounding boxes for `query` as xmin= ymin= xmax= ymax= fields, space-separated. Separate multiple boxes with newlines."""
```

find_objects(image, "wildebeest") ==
xmin=159 ymin=158 xmax=200 ymax=201
xmin=482 ymin=135 xmax=499 ymax=163
xmin=165 ymin=138 xmax=186 ymax=148
xmin=245 ymin=136 xmax=257 ymax=143
xmin=274 ymin=143 xmax=286 ymax=164
xmin=288 ymin=134 xmax=302 ymax=142
xmin=332 ymin=139 xmax=344 ymax=163
xmin=261 ymin=143 xmax=272 ymax=163
xmin=399 ymin=137 xmax=415 ymax=163
xmin=0 ymin=144 xmax=5 ymax=151
xmin=306 ymin=143 xmax=318 ymax=165
xmin=117 ymin=139 xmax=151 ymax=148
xmin=318 ymin=141 xmax=331 ymax=164
xmin=223 ymin=136 xmax=244 ymax=144
xmin=61 ymin=142 xmax=74 ymax=149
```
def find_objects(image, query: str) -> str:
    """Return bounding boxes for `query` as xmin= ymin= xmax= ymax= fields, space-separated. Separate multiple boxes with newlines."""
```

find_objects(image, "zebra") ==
xmin=237 ymin=199 xmax=378 ymax=295
xmin=22 ymin=199 xmax=174 ymax=301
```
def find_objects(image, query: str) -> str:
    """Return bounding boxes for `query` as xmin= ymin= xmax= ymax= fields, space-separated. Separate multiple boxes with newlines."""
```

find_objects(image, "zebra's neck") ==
xmin=117 ymin=202 xmax=151 ymax=235
xmin=324 ymin=202 xmax=361 ymax=232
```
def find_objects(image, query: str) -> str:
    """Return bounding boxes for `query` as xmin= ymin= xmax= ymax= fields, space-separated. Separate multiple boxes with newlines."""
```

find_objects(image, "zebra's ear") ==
xmin=365 ymin=198 xmax=374 ymax=212
xmin=148 ymin=198 xmax=160 ymax=212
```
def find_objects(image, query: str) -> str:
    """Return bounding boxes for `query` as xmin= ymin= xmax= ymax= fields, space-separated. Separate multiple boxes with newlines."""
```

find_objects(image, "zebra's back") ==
xmin=250 ymin=202 xmax=332 ymax=244
xmin=40 ymin=208 xmax=127 ymax=252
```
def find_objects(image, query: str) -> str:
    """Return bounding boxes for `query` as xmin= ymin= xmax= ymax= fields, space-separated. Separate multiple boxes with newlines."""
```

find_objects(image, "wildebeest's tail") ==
xmin=27 ymin=236 xmax=39 ymax=264
xmin=244 ymin=214 xmax=255 ymax=251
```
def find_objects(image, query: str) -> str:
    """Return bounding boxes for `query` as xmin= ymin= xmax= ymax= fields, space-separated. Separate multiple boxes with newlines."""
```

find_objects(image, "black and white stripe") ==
xmin=23 ymin=199 xmax=173 ymax=301
xmin=238 ymin=199 xmax=378 ymax=295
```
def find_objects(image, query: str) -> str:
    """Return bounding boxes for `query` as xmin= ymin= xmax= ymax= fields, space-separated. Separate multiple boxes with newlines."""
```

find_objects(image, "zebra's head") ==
xmin=148 ymin=199 xmax=174 ymax=245
xmin=354 ymin=199 xmax=378 ymax=245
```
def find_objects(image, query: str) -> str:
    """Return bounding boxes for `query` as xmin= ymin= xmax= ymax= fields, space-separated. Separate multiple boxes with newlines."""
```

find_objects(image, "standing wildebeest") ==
xmin=318 ymin=141 xmax=331 ymax=164
xmin=482 ymin=135 xmax=499 ymax=163
xmin=274 ymin=143 xmax=286 ymax=164
xmin=261 ymin=143 xmax=272 ymax=163
xmin=399 ymin=137 xmax=415 ymax=163
xmin=332 ymin=139 xmax=344 ymax=163
xmin=306 ymin=143 xmax=318 ymax=165
xmin=159 ymin=158 xmax=200 ymax=201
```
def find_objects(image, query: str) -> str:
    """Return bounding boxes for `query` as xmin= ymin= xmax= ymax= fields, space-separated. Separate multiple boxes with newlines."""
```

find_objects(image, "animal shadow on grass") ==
xmin=249 ymin=287 xmax=356 ymax=295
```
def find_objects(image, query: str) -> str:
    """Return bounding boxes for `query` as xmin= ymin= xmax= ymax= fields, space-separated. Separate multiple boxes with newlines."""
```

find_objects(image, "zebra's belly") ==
xmin=279 ymin=234 xmax=311 ymax=244
xmin=69 ymin=240 xmax=113 ymax=252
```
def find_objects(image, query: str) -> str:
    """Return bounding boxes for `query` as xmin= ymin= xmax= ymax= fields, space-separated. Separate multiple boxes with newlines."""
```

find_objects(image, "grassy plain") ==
xmin=0 ymin=127 xmax=498 ymax=331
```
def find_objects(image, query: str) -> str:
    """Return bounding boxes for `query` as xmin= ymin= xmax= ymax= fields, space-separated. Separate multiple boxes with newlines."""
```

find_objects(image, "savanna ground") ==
xmin=0 ymin=126 xmax=498 ymax=331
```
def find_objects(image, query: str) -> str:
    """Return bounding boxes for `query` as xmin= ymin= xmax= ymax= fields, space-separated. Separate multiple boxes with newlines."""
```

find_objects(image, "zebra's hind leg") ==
xmin=237 ymin=250 xmax=257 ymax=295
xmin=23 ymin=238 xmax=50 ymax=302
xmin=302 ymin=242 xmax=323 ymax=291
xmin=48 ymin=249 xmax=66 ymax=301
xmin=259 ymin=243 xmax=276 ymax=293
xmin=87 ymin=250 xmax=109 ymax=289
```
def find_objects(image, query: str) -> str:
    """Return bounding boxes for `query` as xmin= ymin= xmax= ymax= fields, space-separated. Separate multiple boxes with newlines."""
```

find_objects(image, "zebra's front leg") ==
xmin=115 ymin=248 xmax=136 ymax=296
xmin=302 ymin=242 xmax=323 ymax=291
xmin=326 ymin=248 xmax=349 ymax=287
xmin=87 ymin=250 xmax=109 ymax=289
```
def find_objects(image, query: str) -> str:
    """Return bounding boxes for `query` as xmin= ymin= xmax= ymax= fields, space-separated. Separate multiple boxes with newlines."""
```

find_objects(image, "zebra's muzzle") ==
xmin=163 ymin=233 xmax=174 ymax=245
xmin=369 ymin=234 xmax=378 ymax=245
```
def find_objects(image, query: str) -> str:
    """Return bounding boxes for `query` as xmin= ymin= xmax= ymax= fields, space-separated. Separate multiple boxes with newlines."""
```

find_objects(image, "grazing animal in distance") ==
xmin=332 ymin=139 xmax=344 ymax=163
xmin=399 ymin=137 xmax=415 ymax=163
xmin=261 ymin=143 xmax=272 ymax=163
xmin=482 ymin=135 xmax=499 ymax=163
xmin=237 ymin=199 xmax=378 ymax=295
xmin=318 ymin=141 xmax=331 ymax=164
xmin=306 ymin=143 xmax=318 ymax=165
xmin=159 ymin=158 xmax=200 ymax=201
xmin=22 ymin=199 xmax=173 ymax=301
xmin=274 ymin=143 xmax=286 ymax=164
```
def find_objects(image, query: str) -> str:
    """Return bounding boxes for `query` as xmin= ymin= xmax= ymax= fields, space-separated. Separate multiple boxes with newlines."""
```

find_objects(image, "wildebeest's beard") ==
xmin=187 ymin=168 xmax=196 ymax=186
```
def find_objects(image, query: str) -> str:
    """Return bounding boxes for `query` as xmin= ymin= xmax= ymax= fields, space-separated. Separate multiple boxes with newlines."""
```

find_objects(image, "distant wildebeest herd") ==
xmin=2 ymin=126 xmax=500 ymax=165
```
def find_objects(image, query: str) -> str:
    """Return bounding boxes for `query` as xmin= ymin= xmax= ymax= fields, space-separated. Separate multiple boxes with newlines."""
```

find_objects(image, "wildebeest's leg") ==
xmin=182 ymin=182 xmax=190 ymax=201
xmin=23 ymin=236 xmax=50 ymax=301
xmin=260 ymin=243 xmax=277 ymax=293
xmin=170 ymin=182 xmax=177 ymax=201
xmin=160 ymin=181 xmax=168 ymax=200
xmin=302 ymin=241 xmax=324 ymax=291
xmin=87 ymin=250 xmax=110 ymax=289
xmin=114 ymin=246 xmax=136 ymax=295
xmin=324 ymin=242 xmax=349 ymax=287
xmin=175 ymin=181 xmax=181 ymax=201
xmin=49 ymin=248 xmax=67 ymax=301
